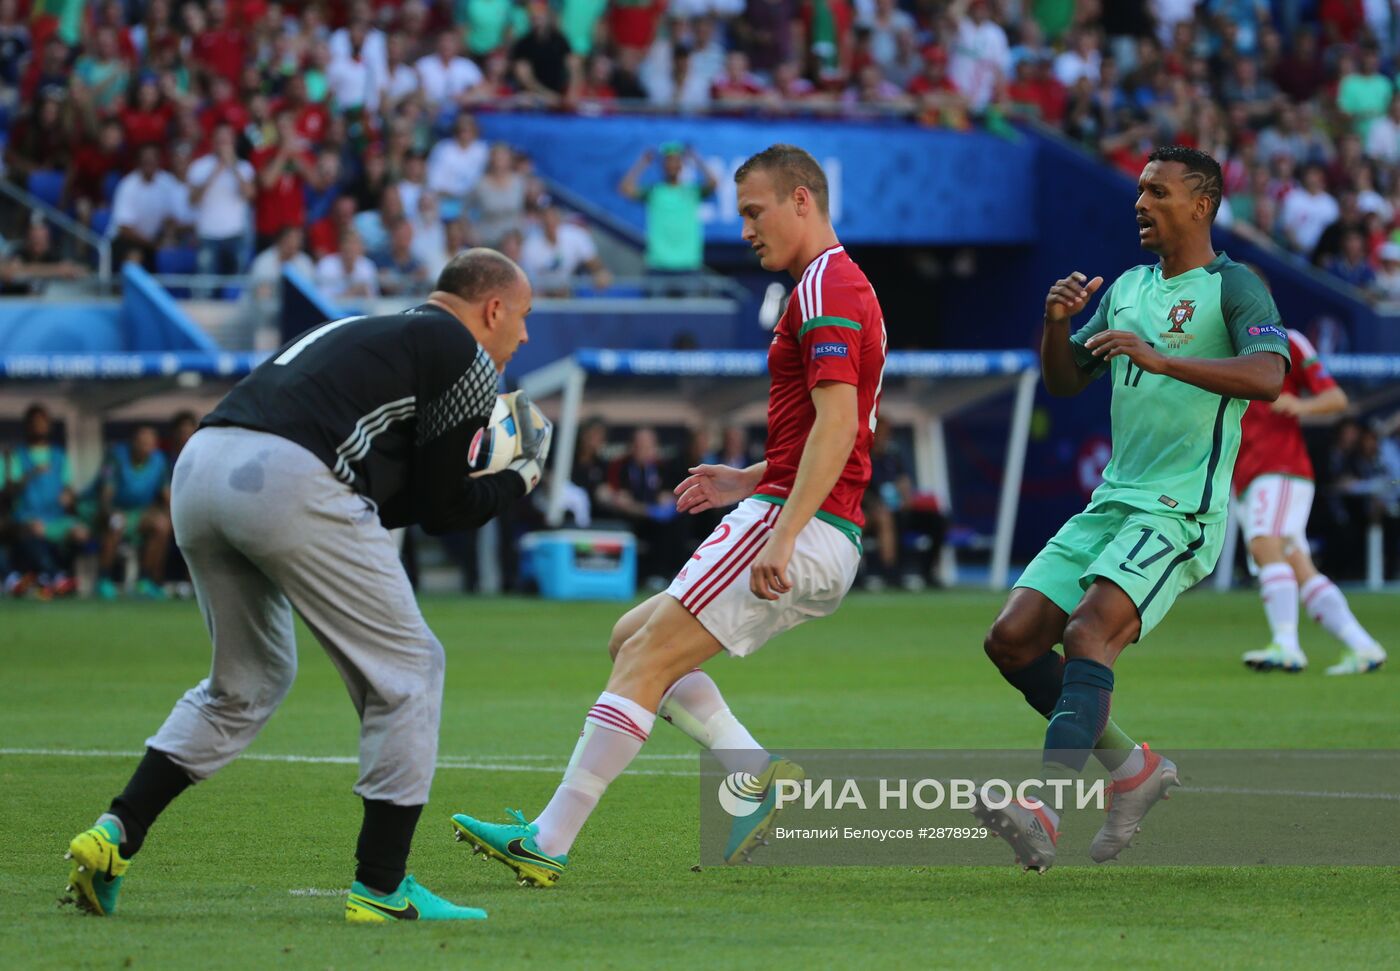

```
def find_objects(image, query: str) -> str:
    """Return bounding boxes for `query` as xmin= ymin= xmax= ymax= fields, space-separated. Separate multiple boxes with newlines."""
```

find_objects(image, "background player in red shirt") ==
xmin=1233 ymin=281 xmax=1386 ymax=675
xmin=450 ymin=144 xmax=888 ymax=884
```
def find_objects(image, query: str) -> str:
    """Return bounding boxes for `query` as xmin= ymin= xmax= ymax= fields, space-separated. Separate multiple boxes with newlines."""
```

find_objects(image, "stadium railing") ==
xmin=518 ymin=347 xmax=1039 ymax=589
xmin=0 ymin=176 xmax=112 ymax=282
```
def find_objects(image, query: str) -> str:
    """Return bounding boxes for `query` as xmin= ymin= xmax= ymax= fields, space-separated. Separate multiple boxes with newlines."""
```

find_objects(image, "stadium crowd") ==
xmin=5 ymin=1 xmax=1400 ymax=300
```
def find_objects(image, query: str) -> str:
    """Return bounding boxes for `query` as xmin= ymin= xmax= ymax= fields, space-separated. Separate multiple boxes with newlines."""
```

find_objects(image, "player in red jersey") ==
xmin=450 ymin=144 xmax=888 ymax=882
xmin=1233 ymin=321 xmax=1386 ymax=675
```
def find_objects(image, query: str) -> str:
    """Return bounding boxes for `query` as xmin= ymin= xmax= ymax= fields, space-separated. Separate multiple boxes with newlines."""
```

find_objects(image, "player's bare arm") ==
xmin=1041 ymin=271 xmax=1103 ymax=397
xmin=1271 ymin=385 xmax=1347 ymax=417
xmin=673 ymin=461 xmax=767 ymax=514
xmin=750 ymin=381 xmax=857 ymax=601
xmin=1085 ymin=331 xmax=1286 ymax=400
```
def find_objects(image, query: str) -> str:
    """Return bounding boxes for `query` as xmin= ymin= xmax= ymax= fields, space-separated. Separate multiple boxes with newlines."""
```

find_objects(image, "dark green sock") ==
xmin=1000 ymin=650 xmax=1134 ymax=770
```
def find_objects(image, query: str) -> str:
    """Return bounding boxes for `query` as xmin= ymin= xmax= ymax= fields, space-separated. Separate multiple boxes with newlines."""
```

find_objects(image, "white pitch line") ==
xmin=0 ymin=748 xmax=693 ymax=778
xmin=1183 ymin=785 xmax=1400 ymax=802
xmin=288 ymin=888 xmax=348 ymax=897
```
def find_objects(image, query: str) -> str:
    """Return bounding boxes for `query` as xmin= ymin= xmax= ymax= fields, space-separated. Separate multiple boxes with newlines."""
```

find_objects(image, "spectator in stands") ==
xmin=571 ymin=417 xmax=611 ymax=512
xmin=0 ymin=0 xmax=30 ymax=90
xmin=95 ymin=424 xmax=172 ymax=600
xmin=1256 ymin=105 xmax=1331 ymax=168
xmin=326 ymin=21 xmax=381 ymax=115
xmin=598 ymin=426 xmax=686 ymax=584
xmin=410 ymin=191 xmax=450 ymax=275
xmin=62 ymin=118 xmax=126 ymax=227
xmin=187 ymin=123 xmax=256 ymax=281
xmin=246 ymin=225 xmax=315 ymax=342
xmin=1366 ymin=94 xmax=1400 ymax=164
xmin=427 ymin=113 xmax=490 ymax=209
xmin=860 ymin=0 xmax=917 ymax=77
xmin=1313 ymin=191 xmax=1366 ymax=266
xmin=512 ymin=0 xmax=574 ymax=104
xmin=250 ymin=111 xmax=314 ymax=251
xmin=375 ymin=219 xmax=430 ymax=296
xmin=0 ymin=220 xmax=89 ymax=295
xmin=618 ymin=142 xmax=718 ymax=275
xmin=416 ymin=28 xmax=486 ymax=110
xmin=72 ymin=26 xmax=131 ymax=115
xmin=315 ymin=227 xmax=379 ymax=302
xmin=380 ymin=32 xmax=422 ymax=112
xmin=353 ymin=184 xmax=406 ymax=262
xmin=192 ymin=0 xmax=245 ymax=88
xmin=1324 ymin=228 xmax=1378 ymax=292
xmin=1220 ymin=56 xmax=1281 ymax=128
xmin=396 ymin=151 xmax=430 ymax=221
xmin=467 ymin=0 xmax=530 ymax=57
xmin=846 ymin=62 xmax=911 ymax=108
xmin=330 ymin=0 xmax=388 ymax=84
xmin=520 ymin=199 xmax=612 ymax=296
xmin=120 ymin=75 xmax=175 ymax=156
xmin=910 ymin=45 xmax=970 ymax=129
xmin=1281 ymin=164 xmax=1341 ymax=258
xmin=467 ymin=143 xmax=529 ymax=247
xmin=712 ymin=50 xmax=768 ymax=106
xmin=1374 ymin=241 xmax=1400 ymax=299
xmin=718 ymin=425 xmax=751 ymax=468
xmin=308 ymin=191 xmax=358 ymax=260
xmin=109 ymin=143 xmax=184 ymax=270
xmin=949 ymin=0 xmax=1011 ymax=114
xmin=1053 ymin=27 xmax=1102 ymax=89
xmin=6 ymin=404 xmax=85 ymax=599
xmin=5 ymin=91 xmax=73 ymax=184
xmin=1338 ymin=44 xmax=1393 ymax=141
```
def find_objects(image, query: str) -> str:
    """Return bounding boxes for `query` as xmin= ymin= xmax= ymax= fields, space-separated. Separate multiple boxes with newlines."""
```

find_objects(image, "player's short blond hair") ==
xmin=735 ymin=144 xmax=830 ymax=216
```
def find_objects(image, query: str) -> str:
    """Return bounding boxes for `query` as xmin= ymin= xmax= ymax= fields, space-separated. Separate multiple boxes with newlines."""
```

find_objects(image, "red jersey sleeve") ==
xmin=1289 ymin=330 xmax=1337 ymax=396
xmin=796 ymin=278 xmax=864 ymax=391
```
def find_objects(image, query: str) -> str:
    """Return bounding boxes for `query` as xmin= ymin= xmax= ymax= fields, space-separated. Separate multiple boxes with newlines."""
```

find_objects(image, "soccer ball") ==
xmin=468 ymin=395 xmax=520 ymax=477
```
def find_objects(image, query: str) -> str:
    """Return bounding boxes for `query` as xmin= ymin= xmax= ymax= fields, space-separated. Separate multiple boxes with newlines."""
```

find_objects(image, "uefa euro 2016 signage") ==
xmin=476 ymin=114 xmax=1036 ymax=246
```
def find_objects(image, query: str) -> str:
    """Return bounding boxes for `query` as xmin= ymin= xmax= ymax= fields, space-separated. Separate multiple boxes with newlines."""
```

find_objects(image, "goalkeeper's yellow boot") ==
xmin=64 ymin=819 xmax=129 ymax=915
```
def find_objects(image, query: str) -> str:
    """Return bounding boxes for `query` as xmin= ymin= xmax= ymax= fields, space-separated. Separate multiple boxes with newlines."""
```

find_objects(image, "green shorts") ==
xmin=1016 ymin=501 xmax=1224 ymax=641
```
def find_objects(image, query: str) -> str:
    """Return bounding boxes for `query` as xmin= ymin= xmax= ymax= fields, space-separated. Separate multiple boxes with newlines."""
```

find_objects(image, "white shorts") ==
xmin=1237 ymin=475 xmax=1315 ymax=544
xmin=666 ymin=498 xmax=861 ymax=657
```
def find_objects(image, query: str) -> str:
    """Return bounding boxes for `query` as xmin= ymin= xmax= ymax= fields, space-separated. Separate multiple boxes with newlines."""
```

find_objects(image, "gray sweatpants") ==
xmin=149 ymin=426 xmax=444 ymax=805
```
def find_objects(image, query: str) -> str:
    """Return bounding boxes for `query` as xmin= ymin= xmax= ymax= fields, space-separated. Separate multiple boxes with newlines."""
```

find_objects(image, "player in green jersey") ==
xmin=972 ymin=147 xmax=1290 ymax=872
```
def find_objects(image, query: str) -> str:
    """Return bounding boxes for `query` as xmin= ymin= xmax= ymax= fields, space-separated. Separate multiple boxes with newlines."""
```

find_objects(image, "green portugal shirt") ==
xmin=1069 ymin=252 xmax=1290 ymax=523
xmin=644 ymin=182 xmax=709 ymax=271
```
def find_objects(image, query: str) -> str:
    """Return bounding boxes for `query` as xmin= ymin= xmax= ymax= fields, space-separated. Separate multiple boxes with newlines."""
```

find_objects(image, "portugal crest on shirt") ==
xmin=1166 ymin=299 xmax=1196 ymax=333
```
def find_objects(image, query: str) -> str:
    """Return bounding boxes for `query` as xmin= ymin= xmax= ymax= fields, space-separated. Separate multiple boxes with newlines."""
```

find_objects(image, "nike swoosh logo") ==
xmin=351 ymin=896 xmax=419 ymax=920
xmin=1118 ymin=561 xmax=1148 ymax=579
xmin=507 ymin=838 xmax=562 ymax=870
xmin=1114 ymin=306 xmax=1134 ymax=316
xmin=1048 ymin=710 xmax=1076 ymax=727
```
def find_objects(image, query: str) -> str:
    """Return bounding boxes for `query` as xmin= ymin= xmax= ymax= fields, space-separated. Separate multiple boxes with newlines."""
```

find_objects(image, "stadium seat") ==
xmin=0 ymin=102 xmax=10 ymax=134
xmin=26 ymin=170 xmax=66 ymax=209
xmin=101 ymin=171 xmax=122 ymax=203
xmin=89 ymin=207 xmax=112 ymax=238
xmin=155 ymin=246 xmax=198 ymax=297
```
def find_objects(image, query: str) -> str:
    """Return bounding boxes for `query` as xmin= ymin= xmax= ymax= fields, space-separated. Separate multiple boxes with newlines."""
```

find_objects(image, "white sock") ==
xmin=531 ymin=692 xmax=654 ymax=858
xmin=659 ymin=669 xmax=771 ymax=776
xmin=96 ymin=812 xmax=127 ymax=843
xmin=1257 ymin=563 xmax=1300 ymax=653
xmin=1301 ymin=575 xmax=1380 ymax=654
xmin=1110 ymin=744 xmax=1146 ymax=782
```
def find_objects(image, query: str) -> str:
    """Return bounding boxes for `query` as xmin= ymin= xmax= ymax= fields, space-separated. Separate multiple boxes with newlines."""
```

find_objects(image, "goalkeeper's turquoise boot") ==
xmin=450 ymin=809 xmax=567 ymax=888
xmin=345 ymin=875 xmax=486 ymax=923
xmin=64 ymin=819 xmax=129 ymax=916
xmin=725 ymin=757 xmax=806 ymax=864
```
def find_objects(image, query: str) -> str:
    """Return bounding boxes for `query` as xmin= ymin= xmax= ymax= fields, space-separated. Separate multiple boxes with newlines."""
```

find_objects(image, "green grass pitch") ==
xmin=2 ymin=591 xmax=1396 ymax=969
